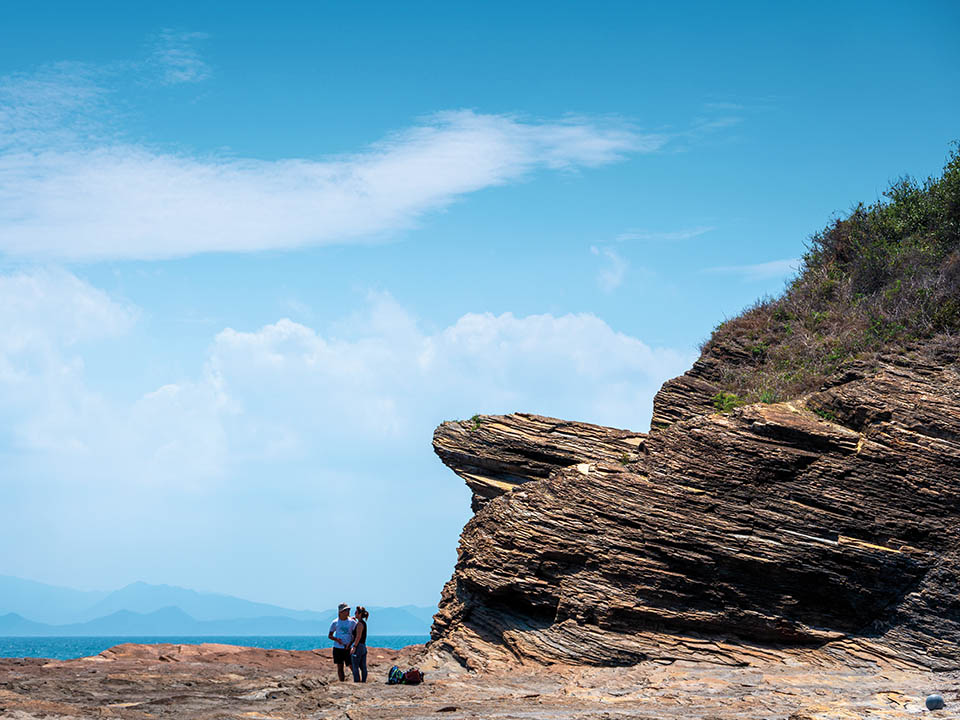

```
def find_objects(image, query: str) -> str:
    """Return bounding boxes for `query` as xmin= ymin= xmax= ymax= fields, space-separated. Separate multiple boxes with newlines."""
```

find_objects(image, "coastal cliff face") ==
xmin=429 ymin=345 xmax=960 ymax=671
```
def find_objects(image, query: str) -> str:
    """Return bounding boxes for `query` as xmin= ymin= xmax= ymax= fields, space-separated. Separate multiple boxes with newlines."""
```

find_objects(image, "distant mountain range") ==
xmin=0 ymin=576 xmax=435 ymax=636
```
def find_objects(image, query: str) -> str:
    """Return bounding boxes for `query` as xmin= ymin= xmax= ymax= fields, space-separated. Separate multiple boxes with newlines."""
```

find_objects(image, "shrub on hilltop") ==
xmin=706 ymin=144 xmax=960 ymax=407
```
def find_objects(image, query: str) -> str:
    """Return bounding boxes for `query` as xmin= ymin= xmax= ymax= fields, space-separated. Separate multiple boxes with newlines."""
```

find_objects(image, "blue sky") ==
xmin=1 ymin=1 xmax=957 ymax=612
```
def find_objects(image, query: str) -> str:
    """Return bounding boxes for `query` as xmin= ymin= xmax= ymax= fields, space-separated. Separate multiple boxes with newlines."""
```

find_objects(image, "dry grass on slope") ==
xmin=706 ymin=144 xmax=960 ymax=410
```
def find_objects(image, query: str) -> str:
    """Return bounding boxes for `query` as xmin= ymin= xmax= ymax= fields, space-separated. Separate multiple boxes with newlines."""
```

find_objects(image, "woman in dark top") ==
xmin=350 ymin=606 xmax=369 ymax=683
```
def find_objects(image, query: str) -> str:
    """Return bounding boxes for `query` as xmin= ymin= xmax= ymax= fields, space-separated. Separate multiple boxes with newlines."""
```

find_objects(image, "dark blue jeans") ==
xmin=351 ymin=645 xmax=367 ymax=682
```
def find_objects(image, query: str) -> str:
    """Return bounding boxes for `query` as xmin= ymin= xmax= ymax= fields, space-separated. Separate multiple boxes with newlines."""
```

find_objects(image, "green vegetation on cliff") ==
xmin=707 ymin=145 xmax=960 ymax=405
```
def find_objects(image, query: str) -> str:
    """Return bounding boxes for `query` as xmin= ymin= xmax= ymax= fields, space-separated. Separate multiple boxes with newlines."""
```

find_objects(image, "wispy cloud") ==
xmin=150 ymin=30 xmax=211 ymax=85
xmin=704 ymin=257 xmax=801 ymax=281
xmin=615 ymin=226 xmax=715 ymax=242
xmin=0 ymin=63 xmax=112 ymax=150
xmin=591 ymin=245 xmax=628 ymax=292
xmin=0 ymin=65 xmax=662 ymax=261
xmin=664 ymin=100 xmax=758 ymax=152
xmin=703 ymin=101 xmax=745 ymax=111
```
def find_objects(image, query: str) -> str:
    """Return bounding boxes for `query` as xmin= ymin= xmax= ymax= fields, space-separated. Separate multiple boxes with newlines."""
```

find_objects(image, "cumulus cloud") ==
xmin=704 ymin=257 xmax=801 ymax=281
xmin=0 ymin=273 xmax=693 ymax=486
xmin=207 ymin=292 xmax=692 ymax=459
xmin=0 ymin=269 xmax=135 ymax=452
xmin=0 ymin=272 xmax=693 ymax=606
xmin=0 ymin=270 xmax=228 ymax=484
xmin=0 ymin=64 xmax=662 ymax=261
xmin=0 ymin=268 xmax=135 ymax=349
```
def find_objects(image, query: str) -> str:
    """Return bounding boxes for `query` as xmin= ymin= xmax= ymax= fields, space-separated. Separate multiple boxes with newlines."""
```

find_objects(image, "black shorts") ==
xmin=332 ymin=646 xmax=351 ymax=664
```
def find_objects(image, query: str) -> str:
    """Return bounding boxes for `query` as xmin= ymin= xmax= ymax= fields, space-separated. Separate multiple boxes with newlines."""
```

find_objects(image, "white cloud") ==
xmin=615 ymin=226 xmax=715 ymax=242
xmin=208 ymin=292 xmax=692 ymax=452
xmin=704 ymin=257 xmax=801 ymax=281
xmin=0 ymin=268 xmax=135 ymax=349
xmin=0 ymin=64 xmax=111 ymax=150
xmin=0 ymin=273 xmax=693 ymax=487
xmin=0 ymin=64 xmax=662 ymax=261
xmin=591 ymin=245 xmax=628 ymax=293
xmin=0 ymin=272 xmax=694 ymax=608
xmin=0 ymin=270 xmax=228 ymax=484
xmin=150 ymin=30 xmax=211 ymax=85
xmin=0 ymin=269 xmax=135 ymax=452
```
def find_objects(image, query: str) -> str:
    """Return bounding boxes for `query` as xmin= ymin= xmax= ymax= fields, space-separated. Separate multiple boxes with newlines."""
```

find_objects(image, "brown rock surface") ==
xmin=0 ymin=642 xmax=410 ymax=719
xmin=433 ymin=413 xmax=645 ymax=510
xmin=649 ymin=336 xmax=757 ymax=430
xmin=1 ymin=641 xmax=957 ymax=719
xmin=430 ymin=347 xmax=960 ymax=672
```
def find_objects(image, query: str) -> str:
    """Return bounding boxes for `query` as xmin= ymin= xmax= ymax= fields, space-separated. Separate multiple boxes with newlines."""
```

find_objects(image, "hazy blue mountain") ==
xmin=0 ymin=576 xmax=109 ymax=625
xmin=0 ymin=613 xmax=53 ymax=635
xmin=0 ymin=575 xmax=436 ymax=636
xmin=66 ymin=607 xmax=201 ymax=636
xmin=392 ymin=604 xmax=438 ymax=626
xmin=77 ymin=582 xmax=332 ymax=623
xmin=0 ymin=606 xmax=433 ymax=637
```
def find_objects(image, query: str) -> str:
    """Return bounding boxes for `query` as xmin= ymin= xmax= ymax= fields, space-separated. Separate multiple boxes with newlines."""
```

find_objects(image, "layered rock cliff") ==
xmin=429 ymin=345 xmax=960 ymax=671
xmin=429 ymin=153 xmax=960 ymax=671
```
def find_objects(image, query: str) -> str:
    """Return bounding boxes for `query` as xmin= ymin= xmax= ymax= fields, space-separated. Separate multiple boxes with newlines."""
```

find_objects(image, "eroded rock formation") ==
xmin=433 ymin=414 xmax=644 ymax=511
xmin=429 ymin=347 xmax=960 ymax=671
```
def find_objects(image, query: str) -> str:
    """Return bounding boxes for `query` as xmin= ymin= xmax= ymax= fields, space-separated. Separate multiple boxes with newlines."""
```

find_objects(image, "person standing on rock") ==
xmin=350 ymin=606 xmax=369 ymax=683
xmin=328 ymin=603 xmax=357 ymax=681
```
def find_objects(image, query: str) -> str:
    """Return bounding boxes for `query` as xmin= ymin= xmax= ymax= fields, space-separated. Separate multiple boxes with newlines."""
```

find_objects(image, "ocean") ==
xmin=0 ymin=635 xmax=430 ymax=661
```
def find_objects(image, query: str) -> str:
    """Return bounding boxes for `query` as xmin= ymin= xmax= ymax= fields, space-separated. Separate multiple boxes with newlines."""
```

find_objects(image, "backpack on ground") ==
xmin=387 ymin=665 xmax=404 ymax=685
xmin=402 ymin=668 xmax=424 ymax=685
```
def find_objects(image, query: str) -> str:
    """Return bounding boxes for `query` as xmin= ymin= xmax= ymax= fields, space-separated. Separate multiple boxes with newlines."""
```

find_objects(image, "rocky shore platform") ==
xmin=0 ymin=641 xmax=956 ymax=719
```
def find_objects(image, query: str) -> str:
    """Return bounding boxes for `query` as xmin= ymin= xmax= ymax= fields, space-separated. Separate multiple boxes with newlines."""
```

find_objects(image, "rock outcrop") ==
xmin=433 ymin=414 xmax=645 ymax=511
xmin=429 ymin=346 xmax=960 ymax=671
xmin=649 ymin=339 xmax=750 ymax=429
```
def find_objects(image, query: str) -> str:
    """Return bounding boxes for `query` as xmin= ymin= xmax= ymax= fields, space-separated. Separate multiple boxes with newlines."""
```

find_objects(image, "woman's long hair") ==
xmin=356 ymin=605 xmax=369 ymax=621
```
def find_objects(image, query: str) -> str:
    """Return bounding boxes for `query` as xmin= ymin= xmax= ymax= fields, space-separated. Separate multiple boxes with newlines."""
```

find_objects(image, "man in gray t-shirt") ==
xmin=328 ymin=603 xmax=357 ymax=681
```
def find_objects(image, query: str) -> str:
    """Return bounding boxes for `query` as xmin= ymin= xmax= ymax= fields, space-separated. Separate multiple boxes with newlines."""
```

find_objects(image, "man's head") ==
xmin=338 ymin=602 xmax=350 ymax=619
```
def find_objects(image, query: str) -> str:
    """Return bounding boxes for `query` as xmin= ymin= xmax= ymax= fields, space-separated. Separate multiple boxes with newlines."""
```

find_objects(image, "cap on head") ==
xmin=338 ymin=602 xmax=350 ymax=613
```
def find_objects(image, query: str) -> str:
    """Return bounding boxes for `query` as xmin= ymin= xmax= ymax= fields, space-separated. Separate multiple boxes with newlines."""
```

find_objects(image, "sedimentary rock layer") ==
xmin=430 ymin=350 xmax=960 ymax=671
xmin=433 ymin=414 xmax=644 ymax=511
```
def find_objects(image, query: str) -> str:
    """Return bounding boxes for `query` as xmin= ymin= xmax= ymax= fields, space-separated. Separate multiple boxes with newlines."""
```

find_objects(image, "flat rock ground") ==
xmin=0 ymin=643 xmax=957 ymax=719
